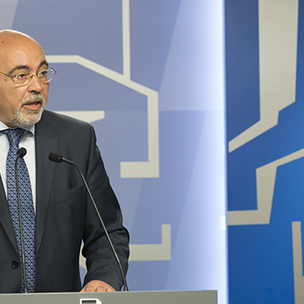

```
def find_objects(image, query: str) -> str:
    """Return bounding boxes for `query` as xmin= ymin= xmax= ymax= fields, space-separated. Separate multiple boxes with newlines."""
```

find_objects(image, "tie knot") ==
xmin=1 ymin=128 xmax=27 ymax=147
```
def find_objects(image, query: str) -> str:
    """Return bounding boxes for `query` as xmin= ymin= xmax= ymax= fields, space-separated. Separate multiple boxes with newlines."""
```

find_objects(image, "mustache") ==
xmin=22 ymin=92 xmax=45 ymax=105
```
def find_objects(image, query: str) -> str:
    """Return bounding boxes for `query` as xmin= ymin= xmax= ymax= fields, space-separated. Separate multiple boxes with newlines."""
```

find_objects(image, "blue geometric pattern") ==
xmin=0 ymin=0 xmax=227 ymax=296
xmin=1 ymin=128 xmax=36 ymax=293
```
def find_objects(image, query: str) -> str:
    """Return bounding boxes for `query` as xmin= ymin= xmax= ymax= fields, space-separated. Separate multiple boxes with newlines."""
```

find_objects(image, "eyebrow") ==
xmin=8 ymin=60 xmax=49 ymax=75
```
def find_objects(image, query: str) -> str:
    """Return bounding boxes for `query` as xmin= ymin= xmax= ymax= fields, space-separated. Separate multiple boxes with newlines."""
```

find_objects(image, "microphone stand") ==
xmin=49 ymin=153 xmax=129 ymax=291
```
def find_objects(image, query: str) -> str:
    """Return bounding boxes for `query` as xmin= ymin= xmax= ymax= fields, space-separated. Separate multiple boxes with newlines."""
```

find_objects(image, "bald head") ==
xmin=0 ymin=29 xmax=33 ymax=39
xmin=0 ymin=29 xmax=47 ymax=72
xmin=0 ymin=29 xmax=42 ymax=54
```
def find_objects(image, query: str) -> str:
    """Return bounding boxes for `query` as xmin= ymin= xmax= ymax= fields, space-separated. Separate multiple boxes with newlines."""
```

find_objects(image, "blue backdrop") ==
xmin=0 ymin=1 xmax=227 ymax=303
xmin=226 ymin=0 xmax=304 ymax=303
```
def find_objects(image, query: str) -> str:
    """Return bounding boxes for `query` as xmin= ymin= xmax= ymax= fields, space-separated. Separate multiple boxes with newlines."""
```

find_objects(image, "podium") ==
xmin=0 ymin=290 xmax=217 ymax=304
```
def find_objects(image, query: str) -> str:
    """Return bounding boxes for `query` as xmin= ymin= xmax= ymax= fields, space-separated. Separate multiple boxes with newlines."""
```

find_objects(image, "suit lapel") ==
xmin=0 ymin=178 xmax=19 ymax=253
xmin=35 ymin=111 xmax=58 ymax=254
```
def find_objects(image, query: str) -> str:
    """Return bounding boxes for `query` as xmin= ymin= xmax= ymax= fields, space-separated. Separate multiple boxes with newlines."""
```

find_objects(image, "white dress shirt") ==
xmin=0 ymin=120 xmax=36 ymax=211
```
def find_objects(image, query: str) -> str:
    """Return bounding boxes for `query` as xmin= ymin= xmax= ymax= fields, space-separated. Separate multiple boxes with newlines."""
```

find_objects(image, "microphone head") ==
xmin=17 ymin=147 xmax=27 ymax=158
xmin=49 ymin=152 xmax=63 ymax=163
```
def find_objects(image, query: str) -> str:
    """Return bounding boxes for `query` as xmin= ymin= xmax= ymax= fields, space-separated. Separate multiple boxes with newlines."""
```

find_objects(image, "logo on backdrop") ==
xmin=45 ymin=0 xmax=170 ymax=265
xmin=227 ymin=0 xmax=304 ymax=303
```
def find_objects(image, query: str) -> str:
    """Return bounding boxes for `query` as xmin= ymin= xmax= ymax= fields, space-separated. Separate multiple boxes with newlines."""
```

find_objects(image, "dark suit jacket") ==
xmin=0 ymin=110 xmax=129 ymax=293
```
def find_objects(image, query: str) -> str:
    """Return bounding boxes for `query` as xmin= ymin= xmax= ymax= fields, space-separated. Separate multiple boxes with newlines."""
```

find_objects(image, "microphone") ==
xmin=48 ymin=152 xmax=129 ymax=291
xmin=15 ymin=147 xmax=28 ymax=293
xmin=17 ymin=147 xmax=27 ymax=158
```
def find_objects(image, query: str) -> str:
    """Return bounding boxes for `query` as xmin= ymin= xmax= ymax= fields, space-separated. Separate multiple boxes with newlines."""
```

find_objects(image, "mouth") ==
xmin=23 ymin=100 xmax=42 ymax=111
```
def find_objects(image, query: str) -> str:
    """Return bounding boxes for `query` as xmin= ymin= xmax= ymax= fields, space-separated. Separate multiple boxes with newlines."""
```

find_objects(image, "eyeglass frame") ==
xmin=0 ymin=65 xmax=57 ymax=87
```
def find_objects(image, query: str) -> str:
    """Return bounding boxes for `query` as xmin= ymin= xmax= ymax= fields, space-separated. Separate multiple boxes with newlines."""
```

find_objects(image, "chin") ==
xmin=11 ymin=110 xmax=44 ymax=128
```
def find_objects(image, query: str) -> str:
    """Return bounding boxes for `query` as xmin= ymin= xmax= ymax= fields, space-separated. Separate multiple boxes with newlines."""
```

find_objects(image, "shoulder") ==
xmin=37 ymin=109 xmax=96 ymax=141
xmin=41 ymin=109 xmax=91 ymax=129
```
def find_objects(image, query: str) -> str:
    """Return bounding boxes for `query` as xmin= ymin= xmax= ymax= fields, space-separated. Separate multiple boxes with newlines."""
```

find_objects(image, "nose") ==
xmin=27 ymin=74 xmax=43 ymax=92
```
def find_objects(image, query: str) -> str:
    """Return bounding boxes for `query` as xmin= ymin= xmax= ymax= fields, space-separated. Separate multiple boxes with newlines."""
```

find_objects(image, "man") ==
xmin=0 ymin=29 xmax=129 ymax=293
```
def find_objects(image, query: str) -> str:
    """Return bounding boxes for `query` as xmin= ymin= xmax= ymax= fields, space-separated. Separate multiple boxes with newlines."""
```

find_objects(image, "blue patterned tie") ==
xmin=1 ymin=128 xmax=36 ymax=293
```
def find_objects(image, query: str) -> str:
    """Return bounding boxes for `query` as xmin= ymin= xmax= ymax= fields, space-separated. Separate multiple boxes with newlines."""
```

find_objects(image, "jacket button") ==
xmin=11 ymin=261 xmax=19 ymax=269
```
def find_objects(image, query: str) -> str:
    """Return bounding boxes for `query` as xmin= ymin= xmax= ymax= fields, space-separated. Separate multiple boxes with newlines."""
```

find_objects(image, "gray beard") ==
xmin=10 ymin=93 xmax=46 ymax=128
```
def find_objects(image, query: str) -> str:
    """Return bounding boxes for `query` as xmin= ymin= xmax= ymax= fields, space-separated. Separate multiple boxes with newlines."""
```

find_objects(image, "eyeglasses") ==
xmin=0 ymin=66 xmax=57 ymax=87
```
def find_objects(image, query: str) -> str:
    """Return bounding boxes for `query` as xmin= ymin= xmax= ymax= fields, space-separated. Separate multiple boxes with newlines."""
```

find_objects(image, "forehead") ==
xmin=0 ymin=34 xmax=46 ymax=71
